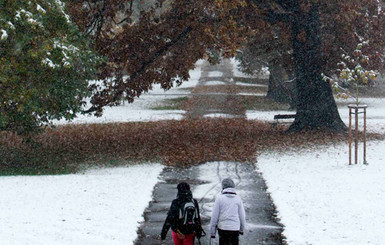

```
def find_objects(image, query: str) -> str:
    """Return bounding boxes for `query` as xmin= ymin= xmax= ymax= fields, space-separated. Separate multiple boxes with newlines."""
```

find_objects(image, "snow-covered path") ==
xmin=0 ymin=164 xmax=163 ymax=245
xmin=134 ymin=162 xmax=283 ymax=245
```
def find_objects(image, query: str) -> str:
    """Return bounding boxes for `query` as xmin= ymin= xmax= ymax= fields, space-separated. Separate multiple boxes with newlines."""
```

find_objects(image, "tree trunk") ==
xmin=266 ymin=62 xmax=292 ymax=104
xmin=288 ymin=3 xmax=346 ymax=132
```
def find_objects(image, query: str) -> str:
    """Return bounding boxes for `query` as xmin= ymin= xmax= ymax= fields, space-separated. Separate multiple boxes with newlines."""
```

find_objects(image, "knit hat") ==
xmin=222 ymin=178 xmax=235 ymax=189
xmin=177 ymin=182 xmax=190 ymax=192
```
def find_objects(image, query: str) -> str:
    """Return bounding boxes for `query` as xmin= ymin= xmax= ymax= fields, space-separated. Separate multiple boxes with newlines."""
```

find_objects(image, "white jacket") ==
xmin=209 ymin=188 xmax=246 ymax=236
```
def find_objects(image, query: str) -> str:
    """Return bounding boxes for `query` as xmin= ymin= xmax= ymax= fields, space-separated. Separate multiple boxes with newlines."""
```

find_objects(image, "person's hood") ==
xmin=222 ymin=178 xmax=235 ymax=189
xmin=222 ymin=188 xmax=236 ymax=197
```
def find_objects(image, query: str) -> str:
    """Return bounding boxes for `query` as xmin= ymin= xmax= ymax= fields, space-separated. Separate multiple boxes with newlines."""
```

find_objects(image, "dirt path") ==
xmin=134 ymin=60 xmax=285 ymax=245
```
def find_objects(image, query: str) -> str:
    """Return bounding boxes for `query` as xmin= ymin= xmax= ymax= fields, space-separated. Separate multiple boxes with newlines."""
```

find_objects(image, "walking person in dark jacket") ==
xmin=209 ymin=178 xmax=246 ymax=245
xmin=161 ymin=182 xmax=203 ymax=245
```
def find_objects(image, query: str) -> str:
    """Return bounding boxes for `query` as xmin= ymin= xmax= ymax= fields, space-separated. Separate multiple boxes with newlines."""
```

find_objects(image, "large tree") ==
xmin=0 ymin=0 xmax=102 ymax=134
xmin=265 ymin=1 xmax=385 ymax=131
xmin=238 ymin=0 xmax=385 ymax=130
xmin=67 ymin=0 xmax=385 ymax=131
xmin=235 ymin=23 xmax=296 ymax=105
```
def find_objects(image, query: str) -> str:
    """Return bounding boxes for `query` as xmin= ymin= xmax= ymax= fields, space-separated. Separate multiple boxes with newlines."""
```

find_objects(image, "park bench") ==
xmin=270 ymin=114 xmax=296 ymax=129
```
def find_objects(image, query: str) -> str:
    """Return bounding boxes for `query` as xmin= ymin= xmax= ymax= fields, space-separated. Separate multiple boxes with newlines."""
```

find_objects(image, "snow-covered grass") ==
xmin=203 ymin=113 xmax=243 ymax=119
xmin=248 ymin=90 xmax=385 ymax=245
xmin=238 ymin=92 xmax=266 ymax=96
xmin=247 ymin=97 xmax=385 ymax=134
xmin=0 ymin=164 xmax=163 ymax=245
xmin=55 ymin=107 xmax=185 ymax=125
xmin=54 ymin=60 xmax=203 ymax=125
xmin=0 ymin=60 xmax=204 ymax=245
xmin=4 ymin=57 xmax=385 ymax=245
xmin=234 ymin=62 xmax=385 ymax=244
xmin=257 ymin=141 xmax=385 ymax=245
xmin=235 ymin=82 xmax=267 ymax=87
xmin=202 ymin=80 xmax=227 ymax=86
xmin=337 ymin=97 xmax=385 ymax=133
xmin=208 ymin=71 xmax=223 ymax=77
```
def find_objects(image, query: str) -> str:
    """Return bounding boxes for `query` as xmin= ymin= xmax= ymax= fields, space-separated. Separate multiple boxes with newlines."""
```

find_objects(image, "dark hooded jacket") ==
xmin=160 ymin=185 xmax=202 ymax=240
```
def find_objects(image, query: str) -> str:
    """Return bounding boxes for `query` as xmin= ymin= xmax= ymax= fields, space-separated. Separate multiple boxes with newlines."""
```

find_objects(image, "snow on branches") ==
xmin=323 ymin=41 xmax=378 ymax=103
xmin=0 ymin=0 xmax=103 ymax=133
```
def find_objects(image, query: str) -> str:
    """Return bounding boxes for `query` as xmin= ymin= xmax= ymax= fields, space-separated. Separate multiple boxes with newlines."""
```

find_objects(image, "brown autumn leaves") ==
xmin=2 ymin=0 xmax=385 ymax=173
xmin=0 ymin=118 xmax=358 ymax=173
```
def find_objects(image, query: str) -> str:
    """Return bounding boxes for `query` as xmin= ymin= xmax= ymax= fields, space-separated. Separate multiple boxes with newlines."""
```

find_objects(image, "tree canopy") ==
xmin=65 ymin=0 xmax=385 ymax=132
xmin=0 ymin=0 xmax=102 ymax=133
xmin=66 ymin=0 xmax=247 ymax=115
xmin=2 ymin=0 xmax=384 ymax=132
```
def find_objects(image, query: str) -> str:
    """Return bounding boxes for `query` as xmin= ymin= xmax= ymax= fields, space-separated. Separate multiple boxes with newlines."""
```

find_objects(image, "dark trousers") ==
xmin=218 ymin=229 xmax=239 ymax=245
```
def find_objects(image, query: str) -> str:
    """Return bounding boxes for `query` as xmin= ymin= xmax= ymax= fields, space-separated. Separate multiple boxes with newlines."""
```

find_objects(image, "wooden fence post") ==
xmin=348 ymin=104 xmax=368 ymax=165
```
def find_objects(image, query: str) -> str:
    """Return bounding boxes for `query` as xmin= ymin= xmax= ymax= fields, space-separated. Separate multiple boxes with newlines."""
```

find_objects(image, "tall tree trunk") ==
xmin=289 ymin=3 xmax=346 ymax=132
xmin=266 ymin=61 xmax=292 ymax=104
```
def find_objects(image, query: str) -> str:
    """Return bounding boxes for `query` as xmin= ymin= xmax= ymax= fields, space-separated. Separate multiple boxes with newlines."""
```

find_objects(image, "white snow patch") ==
xmin=202 ymin=80 xmax=226 ymax=86
xmin=229 ymin=58 xmax=253 ymax=78
xmin=251 ymin=96 xmax=385 ymax=244
xmin=257 ymin=141 xmax=385 ymax=245
xmin=55 ymin=107 xmax=184 ymax=125
xmin=0 ymin=164 xmax=163 ymax=245
xmin=54 ymin=40 xmax=79 ymax=54
xmin=15 ymin=9 xmax=33 ymax=20
xmin=203 ymin=113 xmax=243 ymax=119
xmin=55 ymin=0 xmax=71 ymax=23
xmin=42 ymin=58 xmax=59 ymax=68
xmin=235 ymin=82 xmax=267 ymax=87
xmin=238 ymin=93 xmax=266 ymax=96
xmin=1 ymin=29 xmax=7 ymax=40
xmin=7 ymin=21 xmax=15 ymax=30
xmin=55 ymin=60 xmax=203 ymax=125
xmin=337 ymin=97 xmax=385 ymax=134
xmin=36 ymin=4 xmax=46 ymax=13
xmin=207 ymin=71 xmax=223 ymax=77
xmin=193 ymin=162 xmax=225 ymax=201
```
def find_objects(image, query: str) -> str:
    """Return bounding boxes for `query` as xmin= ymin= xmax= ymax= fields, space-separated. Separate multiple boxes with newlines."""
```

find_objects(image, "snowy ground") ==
xmin=0 ymin=164 xmax=163 ymax=245
xmin=248 ymin=91 xmax=385 ymax=244
xmin=247 ymin=97 xmax=385 ymax=134
xmin=54 ymin=60 xmax=204 ymax=125
xmin=3 ymin=58 xmax=385 ymax=244
xmin=257 ymin=141 xmax=385 ymax=245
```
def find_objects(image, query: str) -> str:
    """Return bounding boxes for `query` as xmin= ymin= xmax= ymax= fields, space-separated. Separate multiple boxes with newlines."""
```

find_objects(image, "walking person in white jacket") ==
xmin=209 ymin=178 xmax=246 ymax=245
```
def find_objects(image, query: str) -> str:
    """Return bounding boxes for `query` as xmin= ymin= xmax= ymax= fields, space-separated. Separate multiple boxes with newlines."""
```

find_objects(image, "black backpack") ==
xmin=178 ymin=199 xmax=198 ymax=233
